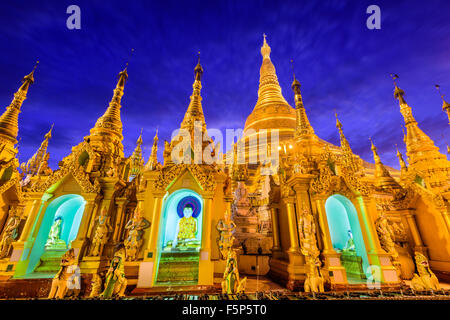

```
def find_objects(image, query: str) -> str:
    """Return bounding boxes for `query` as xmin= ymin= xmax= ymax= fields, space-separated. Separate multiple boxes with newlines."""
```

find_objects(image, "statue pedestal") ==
xmin=80 ymin=256 xmax=110 ymax=274
xmin=123 ymin=261 xmax=140 ymax=285
xmin=155 ymin=250 xmax=200 ymax=285
xmin=340 ymin=251 xmax=366 ymax=280
xmin=44 ymin=239 xmax=67 ymax=251
xmin=34 ymin=248 xmax=68 ymax=274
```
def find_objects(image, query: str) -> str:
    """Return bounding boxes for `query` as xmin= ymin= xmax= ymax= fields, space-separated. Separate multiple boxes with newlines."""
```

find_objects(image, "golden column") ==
xmin=200 ymin=194 xmax=214 ymax=255
xmin=113 ymin=197 xmax=128 ymax=242
xmin=75 ymin=193 xmax=98 ymax=242
xmin=270 ymin=207 xmax=281 ymax=251
xmin=401 ymin=209 xmax=427 ymax=254
xmin=72 ymin=193 xmax=98 ymax=258
xmin=198 ymin=192 xmax=214 ymax=286
xmin=140 ymin=190 xmax=164 ymax=288
xmin=25 ymin=193 xmax=53 ymax=243
xmin=285 ymin=197 xmax=300 ymax=253
xmin=146 ymin=193 xmax=164 ymax=255
xmin=440 ymin=208 xmax=450 ymax=234
xmin=17 ymin=195 xmax=43 ymax=243
xmin=314 ymin=197 xmax=334 ymax=254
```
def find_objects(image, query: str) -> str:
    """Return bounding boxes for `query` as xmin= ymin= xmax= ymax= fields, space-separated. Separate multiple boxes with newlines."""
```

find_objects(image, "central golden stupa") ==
xmin=243 ymin=35 xmax=296 ymax=156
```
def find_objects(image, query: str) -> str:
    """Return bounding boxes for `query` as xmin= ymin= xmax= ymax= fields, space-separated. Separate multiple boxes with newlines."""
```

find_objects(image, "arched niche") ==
xmin=154 ymin=188 xmax=203 ymax=285
xmin=158 ymin=189 xmax=203 ymax=251
xmin=20 ymin=194 xmax=86 ymax=277
xmin=325 ymin=194 xmax=370 ymax=280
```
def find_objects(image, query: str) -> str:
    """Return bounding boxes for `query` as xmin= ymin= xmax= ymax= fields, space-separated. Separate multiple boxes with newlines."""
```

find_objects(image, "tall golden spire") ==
xmin=335 ymin=112 xmax=360 ymax=173
xmin=244 ymin=34 xmax=296 ymax=142
xmin=291 ymin=60 xmax=317 ymax=142
xmin=256 ymin=34 xmax=289 ymax=110
xmin=145 ymin=128 xmax=159 ymax=171
xmin=392 ymin=77 xmax=446 ymax=164
xmin=395 ymin=144 xmax=408 ymax=176
xmin=335 ymin=112 xmax=352 ymax=154
xmin=89 ymin=67 xmax=128 ymax=140
xmin=436 ymin=84 xmax=450 ymax=125
xmin=392 ymin=75 xmax=448 ymax=190
xmin=370 ymin=138 xmax=398 ymax=188
xmin=179 ymin=52 xmax=207 ymax=136
xmin=130 ymin=129 xmax=144 ymax=177
xmin=0 ymin=62 xmax=38 ymax=144
xmin=21 ymin=124 xmax=53 ymax=177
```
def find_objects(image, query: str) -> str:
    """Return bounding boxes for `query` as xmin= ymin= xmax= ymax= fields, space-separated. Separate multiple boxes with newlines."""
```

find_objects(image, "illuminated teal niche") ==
xmin=154 ymin=189 xmax=203 ymax=285
xmin=25 ymin=194 xmax=86 ymax=275
xmin=325 ymin=194 xmax=370 ymax=278
xmin=158 ymin=189 xmax=203 ymax=250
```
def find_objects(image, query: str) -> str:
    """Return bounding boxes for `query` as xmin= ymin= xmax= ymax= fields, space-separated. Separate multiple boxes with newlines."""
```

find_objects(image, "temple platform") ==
xmin=0 ymin=275 xmax=448 ymax=299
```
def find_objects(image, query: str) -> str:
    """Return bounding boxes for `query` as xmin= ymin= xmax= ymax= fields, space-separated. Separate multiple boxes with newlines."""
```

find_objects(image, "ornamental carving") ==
xmin=340 ymin=167 xmax=371 ymax=197
xmin=153 ymin=164 xmax=217 ymax=192
xmin=410 ymin=183 xmax=446 ymax=209
xmin=0 ymin=176 xmax=23 ymax=202
xmin=29 ymin=162 xmax=101 ymax=194
xmin=310 ymin=163 xmax=332 ymax=195
xmin=310 ymin=163 xmax=354 ymax=199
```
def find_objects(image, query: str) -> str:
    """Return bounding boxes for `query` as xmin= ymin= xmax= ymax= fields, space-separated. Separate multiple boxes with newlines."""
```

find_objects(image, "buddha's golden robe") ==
xmin=177 ymin=216 xmax=197 ymax=240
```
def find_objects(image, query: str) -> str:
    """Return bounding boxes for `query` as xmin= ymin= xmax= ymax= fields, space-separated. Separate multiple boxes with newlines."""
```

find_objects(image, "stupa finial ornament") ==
xmin=436 ymin=84 xmax=450 ymax=124
xmin=261 ymin=33 xmax=271 ymax=59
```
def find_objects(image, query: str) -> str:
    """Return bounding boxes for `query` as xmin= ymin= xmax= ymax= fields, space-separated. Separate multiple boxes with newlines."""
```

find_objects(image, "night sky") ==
xmin=0 ymin=0 xmax=449 ymax=170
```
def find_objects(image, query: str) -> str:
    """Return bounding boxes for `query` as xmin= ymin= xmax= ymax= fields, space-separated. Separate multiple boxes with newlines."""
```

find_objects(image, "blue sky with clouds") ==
xmin=0 ymin=0 xmax=448 ymax=169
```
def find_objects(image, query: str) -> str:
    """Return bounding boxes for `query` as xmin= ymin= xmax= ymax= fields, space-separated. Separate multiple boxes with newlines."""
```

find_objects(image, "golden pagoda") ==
xmin=0 ymin=37 xmax=448 ymax=298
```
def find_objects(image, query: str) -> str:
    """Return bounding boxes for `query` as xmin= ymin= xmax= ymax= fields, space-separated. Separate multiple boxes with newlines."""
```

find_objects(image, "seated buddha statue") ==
xmin=45 ymin=217 xmax=67 ymax=250
xmin=173 ymin=204 xmax=199 ymax=248
xmin=342 ymin=230 xmax=356 ymax=253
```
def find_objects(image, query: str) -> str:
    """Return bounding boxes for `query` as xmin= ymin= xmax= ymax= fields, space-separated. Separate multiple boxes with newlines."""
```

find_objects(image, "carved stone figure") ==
xmin=304 ymin=256 xmax=325 ymax=293
xmin=0 ymin=208 xmax=20 ymax=258
xmin=48 ymin=248 xmax=77 ymax=299
xmin=101 ymin=247 xmax=127 ymax=298
xmin=221 ymin=249 xmax=246 ymax=294
xmin=89 ymin=207 xmax=111 ymax=257
xmin=375 ymin=213 xmax=397 ymax=255
xmin=216 ymin=210 xmax=236 ymax=260
xmin=298 ymin=207 xmax=319 ymax=258
xmin=124 ymin=208 xmax=150 ymax=261
xmin=375 ymin=213 xmax=402 ymax=277
xmin=89 ymin=273 xmax=103 ymax=298
xmin=410 ymin=252 xmax=441 ymax=291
